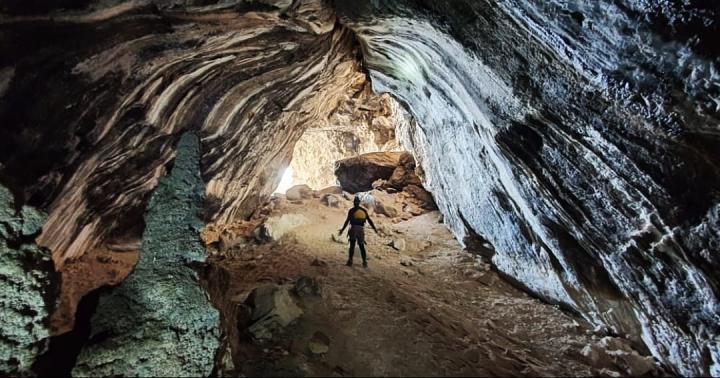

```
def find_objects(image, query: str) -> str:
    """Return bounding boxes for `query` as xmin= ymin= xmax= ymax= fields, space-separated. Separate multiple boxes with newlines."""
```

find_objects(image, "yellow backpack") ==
xmin=353 ymin=208 xmax=367 ymax=220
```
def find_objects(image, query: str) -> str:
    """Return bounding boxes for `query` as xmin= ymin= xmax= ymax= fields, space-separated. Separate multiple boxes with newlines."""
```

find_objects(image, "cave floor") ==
xmin=208 ymin=193 xmax=645 ymax=377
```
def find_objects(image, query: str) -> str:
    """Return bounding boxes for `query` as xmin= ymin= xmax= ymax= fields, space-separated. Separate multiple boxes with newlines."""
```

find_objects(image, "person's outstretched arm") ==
xmin=366 ymin=213 xmax=378 ymax=233
xmin=339 ymin=210 xmax=351 ymax=235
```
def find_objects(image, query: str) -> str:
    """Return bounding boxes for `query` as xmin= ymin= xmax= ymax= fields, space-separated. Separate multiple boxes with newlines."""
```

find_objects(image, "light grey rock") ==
xmin=245 ymin=284 xmax=303 ymax=341
xmin=0 ymin=185 xmax=56 ymax=376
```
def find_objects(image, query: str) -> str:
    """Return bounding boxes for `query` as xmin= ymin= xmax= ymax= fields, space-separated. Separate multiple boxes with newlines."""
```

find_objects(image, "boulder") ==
xmin=321 ymin=193 xmax=340 ymax=208
xmin=307 ymin=331 xmax=330 ymax=355
xmin=389 ymin=238 xmax=406 ymax=251
xmin=285 ymin=184 xmax=313 ymax=201
xmin=319 ymin=186 xmax=343 ymax=195
xmin=334 ymin=152 xmax=404 ymax=193
xmin=245 ymin=284 xmax=303 ymax=340
xmin=403 ymin=184 xmax=437 ymax=210
xmin=375 ymin=200 xmax=399 ymax=218
xmin=386 ymin=152 xmax=423 ymax=190
xmin=256 ymin=214 xmax=310 ymax=242
xmin=293 ymin=276 xmax=322 ymax=297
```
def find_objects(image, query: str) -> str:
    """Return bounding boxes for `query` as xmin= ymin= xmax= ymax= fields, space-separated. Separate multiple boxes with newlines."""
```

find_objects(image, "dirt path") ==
xmin=209 ymin=194 xmax=658 ymax=377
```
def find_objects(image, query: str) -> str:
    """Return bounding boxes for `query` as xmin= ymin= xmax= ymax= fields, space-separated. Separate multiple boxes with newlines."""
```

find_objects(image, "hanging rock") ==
xmin=334 ymin=152 xmax=405 ymax=193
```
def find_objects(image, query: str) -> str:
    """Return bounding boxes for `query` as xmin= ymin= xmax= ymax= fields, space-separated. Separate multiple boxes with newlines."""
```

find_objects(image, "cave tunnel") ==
xmin=1 ymin=0 xmax=719 ymax=377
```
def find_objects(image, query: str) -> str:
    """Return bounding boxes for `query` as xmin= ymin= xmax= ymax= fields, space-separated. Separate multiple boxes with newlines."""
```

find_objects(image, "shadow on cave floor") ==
xmin=205 ymin=189 xmax=659 ymax=377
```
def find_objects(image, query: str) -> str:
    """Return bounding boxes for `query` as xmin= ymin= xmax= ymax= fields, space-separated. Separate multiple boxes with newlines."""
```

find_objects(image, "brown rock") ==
xmin=319 ymin=186 xmax=343 ymax=195
xmin=334 ymin=152 xmax=404 ymax=193
xmin=286 ymin=184 xmax=313 ymax=201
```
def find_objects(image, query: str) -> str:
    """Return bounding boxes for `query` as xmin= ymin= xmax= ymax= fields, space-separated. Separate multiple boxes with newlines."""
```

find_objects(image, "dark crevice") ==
xmin=32 ymin=287 xmax=105 ymax=377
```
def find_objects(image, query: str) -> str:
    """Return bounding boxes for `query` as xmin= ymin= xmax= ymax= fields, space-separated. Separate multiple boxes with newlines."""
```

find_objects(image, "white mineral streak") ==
xmin=344 ymin=11 xmax=719 ymax=376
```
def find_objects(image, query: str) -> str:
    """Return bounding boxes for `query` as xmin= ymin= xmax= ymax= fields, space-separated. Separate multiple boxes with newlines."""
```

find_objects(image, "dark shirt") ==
xmin=341 ymin=206 xmax=376 ymax=230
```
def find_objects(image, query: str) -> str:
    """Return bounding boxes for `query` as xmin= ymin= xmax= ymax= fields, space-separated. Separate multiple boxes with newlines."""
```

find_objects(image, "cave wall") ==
xmin=0 ymin=185 xmax=57 ymax=375
xmin=1 ymin=0 xmax=367 ymax=374
xmin=0 ymin=0 xmax=364 ymax=269
xmin=1 ymin=0 xmax=719 ymax=376
xmin=337 ymin=1 xmax=719 ymax=375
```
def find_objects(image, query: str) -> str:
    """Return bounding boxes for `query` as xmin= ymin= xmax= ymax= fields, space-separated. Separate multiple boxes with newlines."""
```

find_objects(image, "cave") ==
xmin=1 ymin=0 xmax=718 ymax=377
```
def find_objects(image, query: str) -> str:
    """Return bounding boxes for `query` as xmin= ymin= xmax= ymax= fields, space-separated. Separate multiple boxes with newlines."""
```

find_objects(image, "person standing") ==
xmin=339 ymin=196 xmax=378 ymax=268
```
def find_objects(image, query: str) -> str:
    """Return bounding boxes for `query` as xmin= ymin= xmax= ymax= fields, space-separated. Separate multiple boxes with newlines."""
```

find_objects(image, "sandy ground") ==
xmin=208 ymin=193 xmax=659 ymax=377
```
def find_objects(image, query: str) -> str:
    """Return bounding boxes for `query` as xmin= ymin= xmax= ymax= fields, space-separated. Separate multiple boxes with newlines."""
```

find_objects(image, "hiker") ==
xmin=339 ymin=196 xmax=378 ymax=268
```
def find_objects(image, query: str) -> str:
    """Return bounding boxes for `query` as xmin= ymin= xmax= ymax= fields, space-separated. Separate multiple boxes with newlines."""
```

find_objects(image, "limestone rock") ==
xmin=73 ymin=133 xmax=219 ymax=377
xmin=321 ymin=193 xmax=340 ymax=208
xmin=0 ymin=186 xmax=57 ymax=376
xmin=307 ymin=331 xmax=330 ymax=355
xmin=293 ymin=276 xmax=322 ymax=297
xmin=389 ymin=238 xmax=406 ymax=251
xmin=386 ymin=152 xmax=423 ymax=190
xmin=319 ymin=186 xmax=343 ymax=195
xmin=400 ymin=256 xmax=413 ymax=267
xmin=245 ymin=284 xmax=303 ymax=341
xmin=375 ymin=200 xmax=399 ymax=218
xmin=257 ymin=214 xmax=310 ymax=242
xmin=334 ymin=152 xmax=405 ymax=193
xmin=286 ymin=185 xmax=313 ymax=201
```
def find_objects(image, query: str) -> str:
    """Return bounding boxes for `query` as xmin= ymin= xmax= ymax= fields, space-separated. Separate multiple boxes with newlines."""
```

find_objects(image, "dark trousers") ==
xmin=348 ymin=239 xmax=367 ymax=264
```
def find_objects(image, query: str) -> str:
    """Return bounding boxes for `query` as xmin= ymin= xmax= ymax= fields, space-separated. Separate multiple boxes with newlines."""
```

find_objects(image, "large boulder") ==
xmin=285 ymin=184 xmax=313 ymax=201
xmin=386 ymin=152 xmax=423 ymax=190
xmin=245 ymin=284 xmax=303 ymax=340
xmin=334 ymin=152 xmax=405 ymax=193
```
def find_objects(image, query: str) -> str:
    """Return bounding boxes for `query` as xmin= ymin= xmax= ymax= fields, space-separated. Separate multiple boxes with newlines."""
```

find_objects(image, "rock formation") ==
xmin=334 ymin=152 xmax=407 ymax=193
xmin=0 ymin=0 xmax=718 ymax=375
xmin=73 ymin=133 xmax=219 ymax=377
xmin=336 ymin=1 xmax=720 ymax=375
xmin=289 ymin=87 xmax=403 ymax=189
xmin=0 ymin=185 xmax=57 ymax=375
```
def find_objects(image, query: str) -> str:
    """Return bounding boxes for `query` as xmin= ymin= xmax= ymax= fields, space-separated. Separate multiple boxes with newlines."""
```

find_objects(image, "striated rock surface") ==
xmin=0 ymin=0 xmax=366 ymax=269
xmin=1 ymin=0 xmax=719 ymax=376
xmin=73 ymin=133 xmax=219 ymax=377
xmin=0 ymin=185 xmax=57 ymax=375
xmin=338 ymin=1 xmax=719 ymax=375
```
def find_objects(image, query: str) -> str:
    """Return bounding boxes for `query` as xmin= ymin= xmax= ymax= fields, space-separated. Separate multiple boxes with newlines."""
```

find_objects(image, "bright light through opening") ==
xmin=274 ymin=167 xmax=294 ymax=194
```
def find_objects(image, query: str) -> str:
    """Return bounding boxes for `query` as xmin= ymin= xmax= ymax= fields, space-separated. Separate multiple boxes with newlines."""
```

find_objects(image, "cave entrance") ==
xmin=272 ymin=85 xmax=404 ymax=194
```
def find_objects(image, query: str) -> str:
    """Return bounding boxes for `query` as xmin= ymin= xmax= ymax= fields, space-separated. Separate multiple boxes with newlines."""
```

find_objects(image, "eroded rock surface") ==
xmin=337 ymin=1 xmax=720 ymax=375
xmin=1 ymin=0 xmax=718 ymax=376
xmin=0 ymin=185 xmax=57 ymax=375
xmin=73 ymin=133 xmax=219 ymax=377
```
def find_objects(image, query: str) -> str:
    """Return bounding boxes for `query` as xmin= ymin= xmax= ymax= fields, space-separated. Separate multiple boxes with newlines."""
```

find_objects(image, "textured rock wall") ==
xmin=0 ymin=185 xmax=57 ymax=375
xmin=73 ymin=132 xmax=219 ymax=376
xmin=0 ymin=0 xmax=364 ymax=268
xmin=337 ymin=1 xmax=719 ymax=375
xmin=289 ymin=87 xmax=403 ymax=189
